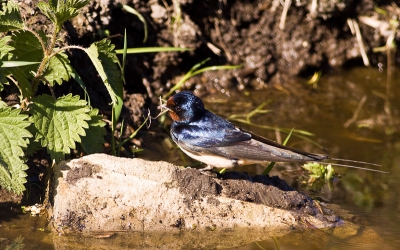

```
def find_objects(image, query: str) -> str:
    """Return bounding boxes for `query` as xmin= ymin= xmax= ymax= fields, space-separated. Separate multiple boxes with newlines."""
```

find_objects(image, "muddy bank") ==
xmin=48 ymin=154 xmax=341 ymax=233
xmin=60 ymin=0 xmax=398 ymax=101
xmin=13 ymin=0 xmax=398 ymax=127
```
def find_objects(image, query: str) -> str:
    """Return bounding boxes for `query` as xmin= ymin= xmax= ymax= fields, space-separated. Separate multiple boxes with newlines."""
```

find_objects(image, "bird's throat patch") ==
xmin=166 ymin=98 xmax=181 ymax=121
xmin=168 ymin=110 xmax=180 ymax=121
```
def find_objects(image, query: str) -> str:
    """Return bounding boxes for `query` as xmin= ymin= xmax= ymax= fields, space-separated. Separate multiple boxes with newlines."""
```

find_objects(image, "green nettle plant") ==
xmin=0 ymin=0 xmax=123 ymax=194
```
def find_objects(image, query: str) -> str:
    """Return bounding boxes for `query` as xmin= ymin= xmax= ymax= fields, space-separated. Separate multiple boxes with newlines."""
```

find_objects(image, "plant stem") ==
xmin=50 ymin=45 xmax=86 ymax=58
xmin=111 ymin=107 xmax=116 ymax=156
xmin=31 ymin=24 xmax=60 ymax=98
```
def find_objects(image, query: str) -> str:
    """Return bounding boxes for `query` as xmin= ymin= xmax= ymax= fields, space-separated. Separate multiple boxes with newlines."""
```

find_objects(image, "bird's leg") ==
xmin=197 ymin=165 xmax=218 ymax=177
xmin=198 ymin=165 xmax=214 ymax=172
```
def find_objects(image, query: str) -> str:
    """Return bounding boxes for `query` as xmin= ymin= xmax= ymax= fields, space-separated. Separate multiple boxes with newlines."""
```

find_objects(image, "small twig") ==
xmin=344 ymin=95 xmax=367 ymax=128
xmin=310 ymin=0 xmax=318 ymax=18
xmin=275 ymin=128 xmax=282 ymax=144
xmin=161 ymin=0 xmax=172 ymax=25
xmin=255 ymin=241 xmax=267 ymax=250
xmin=213 ymin=19 xmax=231 ymax=60
xmin=146 ymin=109 xmax=152 ymax=129
xmin=6 ymin=76 xmax=22 ymax=95
xmin=279 ymin=0 xmax=292 ymax=30
xmin=172 ymin=0 xmax=182 ymax=47
xmin=142 ymin=78 xmax=154 ymax=99
xmin=146 ymin=97 xmax=169 ymax=128
xmin=48 ymin=85 xmax=56 ymax=99
xmin=105 ymin=34 xmax=123 ymax=40
xmin=271 ymin=0 xmax=280 ymax=12
xmin=347 ymin=19 xmax=370 ymax=66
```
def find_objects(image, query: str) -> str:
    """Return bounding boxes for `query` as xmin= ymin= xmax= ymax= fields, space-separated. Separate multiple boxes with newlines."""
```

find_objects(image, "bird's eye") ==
xmin=175 ymin=105 xmax=182 ymax=112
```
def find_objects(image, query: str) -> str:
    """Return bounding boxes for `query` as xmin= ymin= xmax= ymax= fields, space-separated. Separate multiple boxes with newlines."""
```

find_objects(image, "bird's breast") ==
xmin=177 ymin=145 xmax=239 ymax=169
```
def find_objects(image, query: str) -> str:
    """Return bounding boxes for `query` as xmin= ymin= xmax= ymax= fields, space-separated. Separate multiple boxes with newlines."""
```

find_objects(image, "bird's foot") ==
xmin=197 ymin=165 xmax=218 ymax=177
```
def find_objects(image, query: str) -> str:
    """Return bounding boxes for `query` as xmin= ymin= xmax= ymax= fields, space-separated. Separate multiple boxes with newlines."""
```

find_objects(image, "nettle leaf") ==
xmin=85 ymin=39 xmax=122 ymax=106
xmin=80 ymin=108 xmax=106 ymax=154
xmin=10 ymin=30 xmax=44 ymax=62
xmin=0 ymin=0 xmax=24 ymax=32
xmin=0 ymin=68 xmax=8 ymax=92
xmin=25 ymin=123 xmax=42 ymax=156
xmin=29 ymin=94 xmax=91 ymax=161
xmin=56 ymin=4 xmax=83 ymax=24
xmin=7 ymin=30 xmax=44 ymax=96
xmin=43 ymin=52 xmax=73 ymax=86
xmin=37 ymin=1 xmax=57 ymax=24
xmin=56 ymin=0 xmax=91 ymax=24
xmin=8 ymin=67 xmax=33 ymax=98
xmin=0 ymin=36 xmax=14 ymax=91
xmin=38 ymin=0 xmax=90 ymax=27
xmin=0 ymin=107 xmax=32 ymax=194
xmin=0 ymin=36 xmax=14 ymax=59
xmin=68 ymin=0 xmax=91 ymax=9
xmin=0 ymin=65 xmax=8 ymax=91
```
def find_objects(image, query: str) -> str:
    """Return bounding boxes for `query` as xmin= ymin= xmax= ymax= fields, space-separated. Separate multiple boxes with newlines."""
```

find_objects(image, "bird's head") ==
xmin=165 ymin=91 xmax=205 ymax=124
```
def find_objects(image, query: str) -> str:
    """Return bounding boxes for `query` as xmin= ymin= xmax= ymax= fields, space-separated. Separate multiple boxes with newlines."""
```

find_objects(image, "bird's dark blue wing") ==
xmin=171 ymin=111 xmax=251 ymax=148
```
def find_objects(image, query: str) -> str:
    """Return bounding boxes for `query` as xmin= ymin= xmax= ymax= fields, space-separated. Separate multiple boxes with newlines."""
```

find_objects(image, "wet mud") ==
xmin=175 ymin=168 xmax=339 ymax=223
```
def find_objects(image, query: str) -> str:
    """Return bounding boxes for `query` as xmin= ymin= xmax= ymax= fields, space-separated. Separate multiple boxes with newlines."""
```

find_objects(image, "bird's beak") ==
xmin=166 ymin=97 xmax=175 ymax=110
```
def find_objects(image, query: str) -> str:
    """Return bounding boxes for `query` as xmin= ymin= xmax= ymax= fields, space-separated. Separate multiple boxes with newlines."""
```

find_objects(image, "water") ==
xmin=1 ymin=67 xmax=399 ymax=249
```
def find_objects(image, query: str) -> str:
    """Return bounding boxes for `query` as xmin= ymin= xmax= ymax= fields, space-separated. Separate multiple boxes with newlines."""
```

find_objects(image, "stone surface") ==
xmin=49 ymin=154 xmax=342 ymax=233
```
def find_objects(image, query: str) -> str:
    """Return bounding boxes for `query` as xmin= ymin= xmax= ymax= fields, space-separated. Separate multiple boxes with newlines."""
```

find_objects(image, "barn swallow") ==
xmin=164 ymin=91 xmax=330 ymax=170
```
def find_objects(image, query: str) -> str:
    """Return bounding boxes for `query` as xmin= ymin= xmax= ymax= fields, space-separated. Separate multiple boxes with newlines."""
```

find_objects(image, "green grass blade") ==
xmin=282 ymin=127 xmax=294 ymax=145
xmin=262 ymin=162 xmax=276 ymax=176
xmin=121 ymin=28 xmax=128 ymax=84
xmin=191 ymin=64 xmax=242 ymax=75
xmin=163 ymin=58 xmax=212 ymax=98
xmin=117 ymin=119 xmax=125 ymax=156
xmin=1 ymin=61 xmax=40 ymax=67
xmin=229 ymin=117 xmax=323 ymax=148
xmin=111 ymin=107 xmax=116 ymax=155
xmin=245 ymin=100 xmax=271 ymax=122
xmin=120 ymin=116 xmax=149 ymax=146
xmin=164 ymin=61 xmax=242 ymax=98
xmin=115 ymin=47 xmax=193 ymax=54
xmin=228 ymin=117 xmax=317 ymax=137
xmin=111 ymin=31 xmax=128 ymax=156
xmin=262 ymin=128 xmax=294 ymax=175
xmin=122 ymin=5 xmax=148 ymax=43
xmin=70 ymin=69 xmax=90 ymax=106
xmin=188 ymin=58 xmax=211 ymax=74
